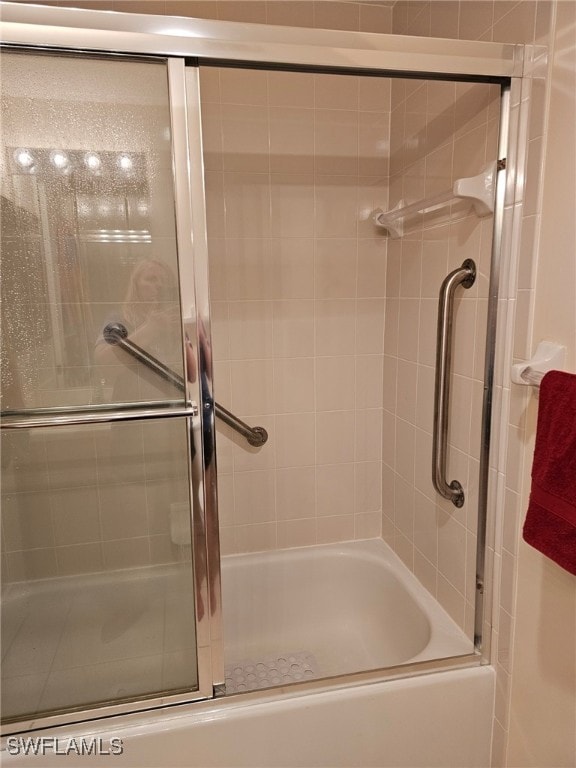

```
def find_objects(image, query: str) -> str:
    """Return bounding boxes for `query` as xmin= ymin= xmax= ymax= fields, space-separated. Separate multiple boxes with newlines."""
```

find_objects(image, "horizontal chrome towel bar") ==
xmin=104 ymin=323 xmax=268 ymax=447
xmin=0 ymin=403 xmax=198 ymax=430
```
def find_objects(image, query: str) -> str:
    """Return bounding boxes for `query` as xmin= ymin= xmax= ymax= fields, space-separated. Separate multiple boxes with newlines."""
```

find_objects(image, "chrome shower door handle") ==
xmin=432 ymin=259 xmax=476 ymax=508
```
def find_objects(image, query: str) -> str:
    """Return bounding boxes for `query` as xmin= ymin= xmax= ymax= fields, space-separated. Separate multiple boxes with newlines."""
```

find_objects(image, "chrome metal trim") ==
xmin=167 ymin=57 xmax=215 ymax=701
xmin=432 ymin=259 xmax=477 ymax=508
xmin=0 ymin=403 xmax=198 ymax=429
xmin=474 ymin=84 xmax=511 ymax=651
xmin=0 ymin=687 xmax=212 ymax=736
xmin=215 ymin=652 xmax=484 ymax=708
xmin=0 ymin=2 xmax=522 ymax=78
xmin=183 ymin=65 xmax=224 ymax=689
xmin=1 ymin=400 xmax=183 ymax=417
xmin=167 ymin=58 xmax=198 ymax=412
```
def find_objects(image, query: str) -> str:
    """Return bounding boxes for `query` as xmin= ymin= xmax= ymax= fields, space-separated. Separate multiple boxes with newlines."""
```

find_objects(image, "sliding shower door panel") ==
xmin=199 ymin=64 xmax=501 ymax=690
xmin=0 ymin=52 xmax=214 ymax=727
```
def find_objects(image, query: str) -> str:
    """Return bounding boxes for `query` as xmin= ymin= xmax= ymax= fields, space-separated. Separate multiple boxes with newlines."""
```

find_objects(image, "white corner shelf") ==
xmin=372 ymin=162 xmax=496 ymax=239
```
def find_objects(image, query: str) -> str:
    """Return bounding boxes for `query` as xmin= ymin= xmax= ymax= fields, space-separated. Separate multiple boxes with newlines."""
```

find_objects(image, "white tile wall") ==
xmin=380 ymin=70 xmax=500 ymax=634
xmin=200 ymin=62 xmax=391 ymax=554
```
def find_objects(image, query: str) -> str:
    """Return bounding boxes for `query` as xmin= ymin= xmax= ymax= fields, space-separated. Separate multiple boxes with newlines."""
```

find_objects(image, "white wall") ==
xmin=506 ymin=4 xmax=576 ymax=766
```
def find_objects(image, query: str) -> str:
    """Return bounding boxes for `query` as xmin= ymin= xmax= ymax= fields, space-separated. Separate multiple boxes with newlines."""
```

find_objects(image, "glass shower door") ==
xmin=199 ymin=63 xmax=501 ymax=688
xmin=0 ymin=52 xmax=209 ymax=725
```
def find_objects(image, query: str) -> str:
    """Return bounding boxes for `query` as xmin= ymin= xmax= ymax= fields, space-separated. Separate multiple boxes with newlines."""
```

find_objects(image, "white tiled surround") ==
xmin=381 ymin=74 xmax=500 ymax=638
xmin=196 ymin=27 xmax=506 ymax=595
xmin=200 ymin=65 xmax=391 ymax=555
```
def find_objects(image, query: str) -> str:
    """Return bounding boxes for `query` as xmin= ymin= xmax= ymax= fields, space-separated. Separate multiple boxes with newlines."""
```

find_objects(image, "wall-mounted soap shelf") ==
xmin=372 ymin=162 xmax=496 ymax=239
xmin=511 ymin=341 xmax=566 ymax=387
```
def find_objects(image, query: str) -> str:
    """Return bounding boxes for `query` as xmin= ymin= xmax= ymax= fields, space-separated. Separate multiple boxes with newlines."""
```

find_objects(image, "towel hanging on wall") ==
xmin=523 ymin=370 xmax=576 ymax=575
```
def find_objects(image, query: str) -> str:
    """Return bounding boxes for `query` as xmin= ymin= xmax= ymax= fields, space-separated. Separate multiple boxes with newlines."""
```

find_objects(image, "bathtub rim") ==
xmin=0 ymin=650 xmax=486 ymax=742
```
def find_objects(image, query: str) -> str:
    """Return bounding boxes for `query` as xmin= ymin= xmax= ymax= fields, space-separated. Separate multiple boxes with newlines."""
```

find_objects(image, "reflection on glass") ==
xmin=1 ymin=418 xmax=197 ymax=722
xmin=93 ymin=258 xmax=183 ymax=403
xmin=0 ymin=53 xmax=198 ymax=725
xmin=0 ymin=54 xmax=184 ymax=413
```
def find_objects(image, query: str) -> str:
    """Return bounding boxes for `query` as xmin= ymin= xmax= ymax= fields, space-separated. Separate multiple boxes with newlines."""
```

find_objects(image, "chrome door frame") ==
xmin=167 ymin=58 xmax=222 ymax=699
xmin=0 ymin=0 xmax=526 ymax=735
xmin=0 ymin=1 xmax=523 ymax=78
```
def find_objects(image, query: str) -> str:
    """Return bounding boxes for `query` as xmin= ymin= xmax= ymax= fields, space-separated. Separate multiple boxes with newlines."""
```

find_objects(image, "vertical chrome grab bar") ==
xmin=432 ymin=259 xmax=476 ymax=508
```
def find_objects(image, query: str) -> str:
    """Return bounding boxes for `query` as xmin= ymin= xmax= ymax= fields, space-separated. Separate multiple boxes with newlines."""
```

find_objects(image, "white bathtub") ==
xmin=222 ymin=538 xmax=472 ymax=686
xmin=2 ymin=539 xmax=494 ymax=767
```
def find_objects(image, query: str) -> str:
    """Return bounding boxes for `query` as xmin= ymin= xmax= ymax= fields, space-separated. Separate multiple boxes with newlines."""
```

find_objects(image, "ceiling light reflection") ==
xmin=118 ymin=154 xmax=133 ymax=171
xmin=84 ymin=152 xmax=102 ymax=171
xmin=14 ymin=148 xmax=35 ymax=168
xmin=50 ymin=150 xmax=69 ymax=170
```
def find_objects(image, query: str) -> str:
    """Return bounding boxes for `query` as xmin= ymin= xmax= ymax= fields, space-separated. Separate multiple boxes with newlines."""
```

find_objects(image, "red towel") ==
xmin=523 ymin=370 xmax=576 ymax=575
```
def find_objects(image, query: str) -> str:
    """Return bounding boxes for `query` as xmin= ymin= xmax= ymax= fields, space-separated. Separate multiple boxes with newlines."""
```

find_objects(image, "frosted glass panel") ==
xmin=1 ymin=418 xmax=198 ymax=722
xmin=0 ymin=53 xmax=184 ymax=411
xmin=0 ymin=53 xmax=199 ymax=725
